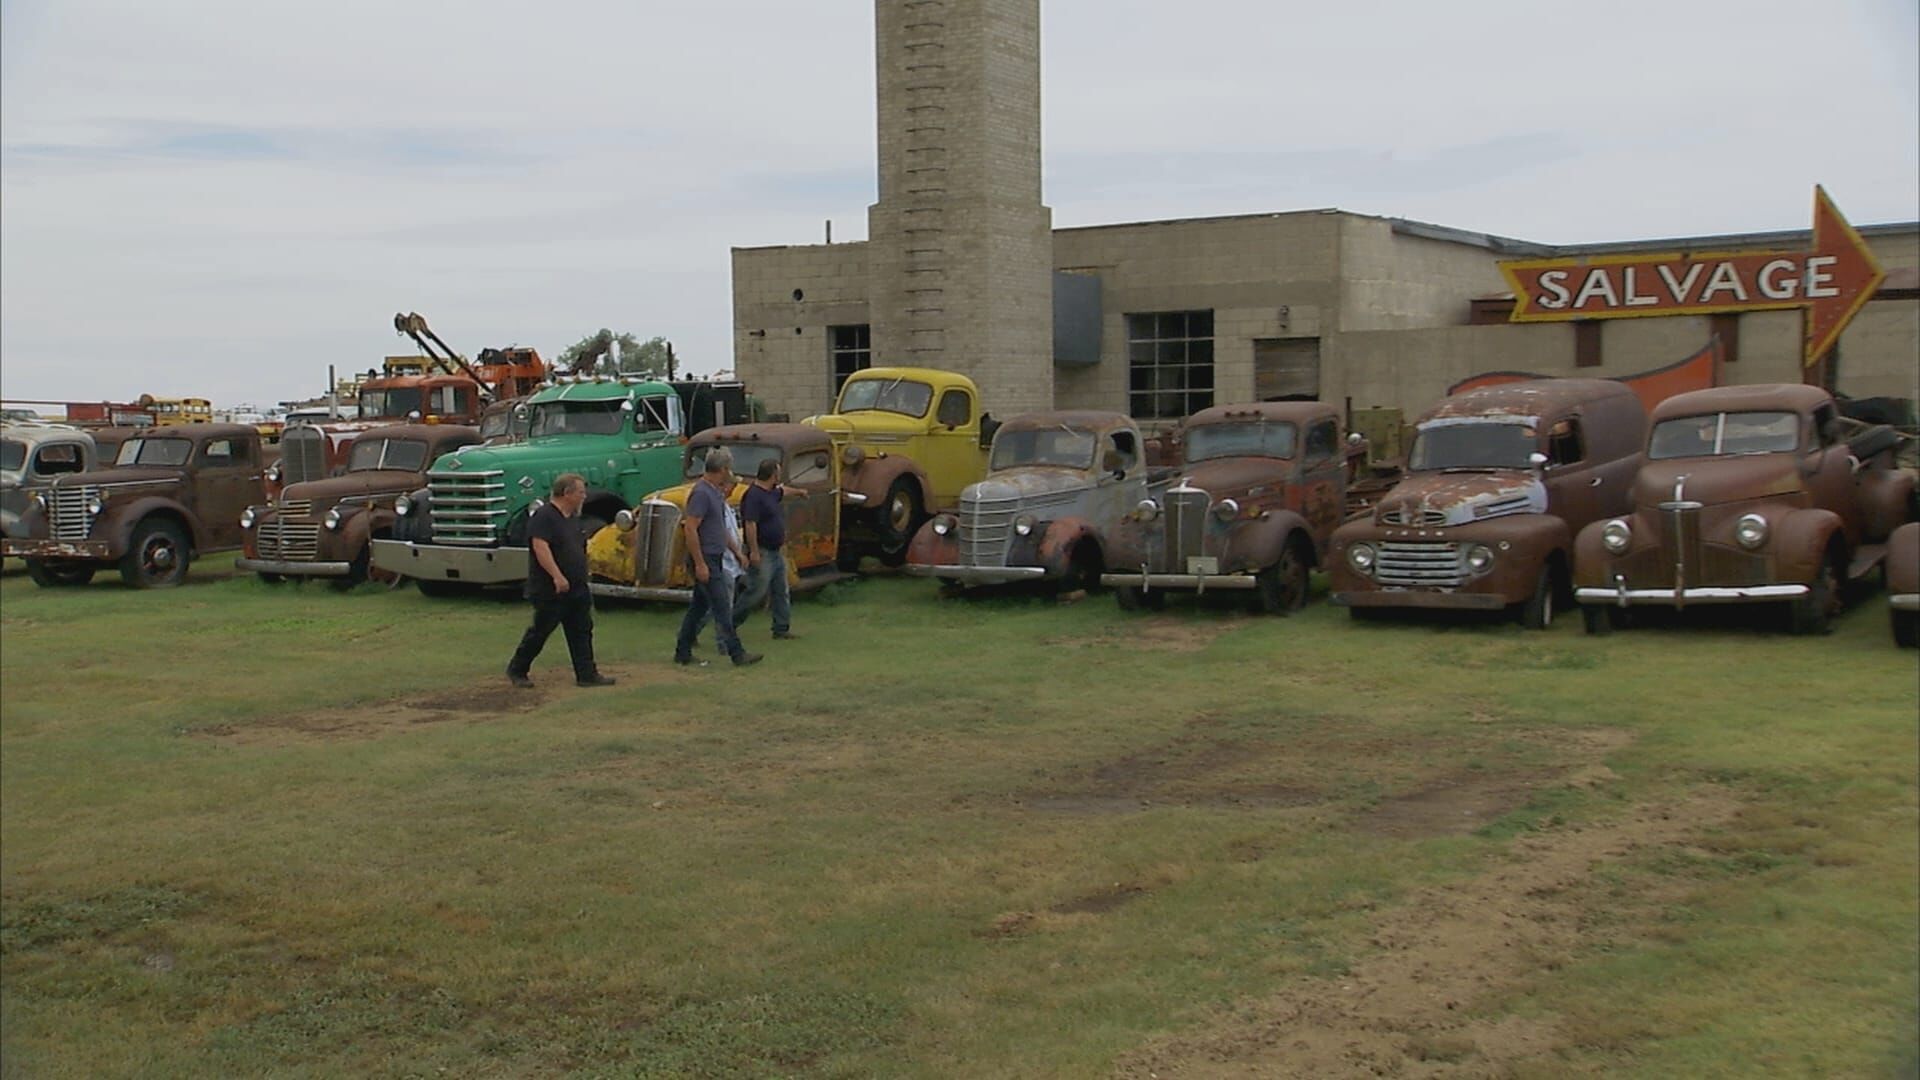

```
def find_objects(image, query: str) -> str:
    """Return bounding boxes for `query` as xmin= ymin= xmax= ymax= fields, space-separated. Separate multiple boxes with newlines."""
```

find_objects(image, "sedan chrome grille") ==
xmin=256 ymin=500 xmax=319 ymax=560
xmin=633 ymin=500 xmax=681 ymax=585
xmin=1162 ymin=487 xmax=1209 ymax=568
xmin=1374 ymin=541 xmax=1469 ymax=587
xmin=429 ymin=470 xmax=506 ymax=545
xmin=48 ymin=485 xmax=100 ymax=542
xmin=959 ymin=493 xmax=1018 ymax=568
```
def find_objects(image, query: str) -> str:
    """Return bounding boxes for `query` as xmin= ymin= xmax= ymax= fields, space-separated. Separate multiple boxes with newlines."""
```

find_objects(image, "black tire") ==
xmin=1581 ymin=604 xmax=1616 ymax=636
xmin=330 ymin=548 xmax=371 ymax=591
xmin=1788 ymin=550 xmax=1841 ymax=636
xmin=874 ymin=478 xmax=923 ymax=567
xmin=1252 ymin=539 xmax=1310 ymax=615
xmin=1520 ymin=563 xmax=1557 ymax=630
xmin=26 ymin=559 xmax=95 ymax=587
xmin=1062 ymin=542 xmax=1103 ymax=595
xmin=1115 ymin=585 xmax=1164 ymax=612
xmin=1895 ymin=611 xmax=1919 ymax=649
xmin=836 ymin=547 xmax=863 ymax=574
xmin=118 ymin=518 xmax=191 ymax=589
xmin=1348 ymin=606 xmax=1390 ymax=623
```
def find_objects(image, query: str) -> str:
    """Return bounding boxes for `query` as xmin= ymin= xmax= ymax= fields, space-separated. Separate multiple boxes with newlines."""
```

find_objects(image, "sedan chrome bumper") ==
xmin=237 ymin=557 xmax=354 ymax=577
xmin=1575 ymin=583 xmax=1808 ymax=607
xmin=905 ymin=564 xmax=1048 ymax=585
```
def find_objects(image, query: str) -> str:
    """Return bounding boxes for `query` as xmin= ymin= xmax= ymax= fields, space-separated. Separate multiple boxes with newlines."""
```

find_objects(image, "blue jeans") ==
xmin=677 ymin=563 xmax=743 ymax=661
xmin=732 ymin=547 xmax=790 ymax=634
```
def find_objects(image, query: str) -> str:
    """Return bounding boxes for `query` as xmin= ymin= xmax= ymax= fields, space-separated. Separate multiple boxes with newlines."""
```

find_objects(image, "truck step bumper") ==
xmin=237 ymin=557 xmax=354 ymax=578
xmin=1333 ymin=589 xmax=1507 ymax=610
xmin=1 ymin=539 xmax=110 ymax=560
xmin=371 ymin=539 xmax=527 ymax=584
xmin=1098 ymin=571 xmax=1257 ymax=591
xmin=905 ymin=564 xmax=1048 ymax=585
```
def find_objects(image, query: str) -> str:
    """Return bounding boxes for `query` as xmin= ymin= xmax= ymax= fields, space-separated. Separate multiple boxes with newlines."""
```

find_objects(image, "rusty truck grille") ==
xmin=256 ymin=499 xmax=319 ymax=560
xmin=960 ymin=493 xmax=1018 ymax=567
xmin=429 ymin=470 xmax=505 ymax=545
xmin=1162 ymin=488 xmax=1209 ymax=568
xmin=280 ymin=427 xmax=329 ymax=485
xmin=1373 ymin=541 xmax=1470 ymax=587
xmin=48 ymin=486 xmax=100 ymax=542
xmin=1380 ymin=505 xmax=1446 ymax=527
xmin=632 ymin=500 xmax=681 ymax=584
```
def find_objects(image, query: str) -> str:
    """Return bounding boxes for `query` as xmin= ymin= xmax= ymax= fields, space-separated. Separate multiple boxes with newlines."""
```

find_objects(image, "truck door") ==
xmin=1297 ymin=418 xmax=1344 ymax=544
xmin=919 ymin=387 xmax=987 ymax=509
xmin=1541 ymin=416 xmax=1600 ymax=527
xmin=780 ymin=446 xmax=841 ymax=572
xmin=196 ymin=436 xmax=259 ymax=549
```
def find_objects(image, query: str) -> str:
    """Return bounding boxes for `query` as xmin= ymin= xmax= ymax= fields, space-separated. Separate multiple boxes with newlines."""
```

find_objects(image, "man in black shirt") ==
xmin=507 ymin=472 xmax=614 ymax=688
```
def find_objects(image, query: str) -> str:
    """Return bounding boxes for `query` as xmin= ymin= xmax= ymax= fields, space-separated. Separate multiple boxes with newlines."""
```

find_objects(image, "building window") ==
xmin=1574 ymin=320 xmax=1602 ymax=368
xmin=1127 ymin=311 xmax=1213 ymax=420
xmin=830 ymin=325 xmax=872 ymax=396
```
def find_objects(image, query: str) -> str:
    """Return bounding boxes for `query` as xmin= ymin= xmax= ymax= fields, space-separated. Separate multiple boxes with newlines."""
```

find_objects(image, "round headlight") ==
xmin=323 ymin=507 xmax=344 ymax=531
xmin=1213 ymin=498 xmax=1241 ymax=521
xmin=1466 ymin=544 xmax=1494 ymax=573
xmin=85 ymin=495 xmax=104 ymax=516
xmin=1013 ymin=514 xmax=1037 ymax=537
xmin=1601 ymin=518 xmax=1632 ymax=554
xmin=840 ymin=444 xmax=865 ymax=467
xmin=932 ymin=514 xmax=955 ymax=536
xmin=615 ymin=509 xmax=635 ymax=531
xmin=29 ymin=492 xmax=47 ymax=513
xmin=1347 ymin=542 xmax=1376 ymax=574
xmin=266 ymin=463 xmax=281 ymax=483
xmin=239 ymin=507 xmax=256 ymax=529
xmin=1734 ymin=513 xmax=1769 ymax=550
xmin=1134 ymin=498 xmax=1160 ymax=521
xmin=394 ymin=495 xmax=413 ymax=516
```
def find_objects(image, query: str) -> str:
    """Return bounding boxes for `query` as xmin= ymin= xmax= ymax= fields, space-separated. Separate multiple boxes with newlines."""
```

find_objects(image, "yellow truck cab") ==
xmin=803 ymin=367 xmax=998 ymax=563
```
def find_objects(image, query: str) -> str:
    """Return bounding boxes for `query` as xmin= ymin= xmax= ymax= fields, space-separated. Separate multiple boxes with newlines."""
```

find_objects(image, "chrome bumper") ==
xmin=905 ymin=564 xmax=1048 ymax=585
xmin=1891 ymin=593 xmax=1920 ymax=612
xmin=1575 ymin=583 xmax=1808 ymax=607
xmin=370 ymin=539 xmax=527 ymax=584
xmin=1 ymin=538 xmax=110 ymax=560
xmin=237 ymin=557 xmax=353 ymax=578
xmin=1099 ymin=571 xmax=1258 ymax=591
xmin=589 ymin=582 xmax=693 ymax=603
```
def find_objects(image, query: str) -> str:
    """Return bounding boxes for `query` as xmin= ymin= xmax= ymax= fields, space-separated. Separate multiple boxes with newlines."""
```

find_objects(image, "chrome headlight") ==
xmin=394 ymin=495 xmax=413 ymax=516
xmin=932 ymin=514 xmax=956 ymax=536
xmin=266 ymin=462 xmax=281 ymax=483
xmin=1134 ymin=498 xmax=1160 ymax=521
xmin=29 ymin=492 xmax=47 ymax=513
xmin=1601 ymin=518 xmax=1632 ymax=554
xmin=1466 ymin=544 xmax=1495 ymax=574
xmin=615 ymin=509 xmax=636 ymax=531
xmin=1734 ymin=513 xmax=1769 ymax=550
xmin=323 ymin=507 xmax=344 ymax=531
xmin=1347 ymin=542 xmax=1376 ymax=574
xmin=840 ymin=444 xmax=864 ymax=467
xmin=85 ymin=494 xmax=105 ymax=516
xmin=239 ymin=507 xmax=256 ymax=529
xmin=1212 ymin=498 xmax=1241 ymax=521
xmin=1013 ymin=514 xmax=1036 ymax=537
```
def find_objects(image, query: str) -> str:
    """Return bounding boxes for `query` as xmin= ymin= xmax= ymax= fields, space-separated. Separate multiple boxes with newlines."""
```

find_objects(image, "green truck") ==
xmin=370 ymin=375 xmax=743 ymax=594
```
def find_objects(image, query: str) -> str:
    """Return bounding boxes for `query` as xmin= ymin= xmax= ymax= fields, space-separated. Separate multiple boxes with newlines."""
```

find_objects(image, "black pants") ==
xmin=508 ymin=590 xmax=599 ymax=680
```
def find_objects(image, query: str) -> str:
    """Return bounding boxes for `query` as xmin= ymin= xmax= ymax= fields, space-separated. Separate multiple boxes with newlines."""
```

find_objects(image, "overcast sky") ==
xmin=3 ymin=0 xmax=1917 ymax=409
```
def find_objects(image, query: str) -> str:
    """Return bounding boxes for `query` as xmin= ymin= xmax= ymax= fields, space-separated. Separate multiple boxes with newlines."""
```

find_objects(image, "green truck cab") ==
xmin=371 ymin=375 xmax=740 ymax=593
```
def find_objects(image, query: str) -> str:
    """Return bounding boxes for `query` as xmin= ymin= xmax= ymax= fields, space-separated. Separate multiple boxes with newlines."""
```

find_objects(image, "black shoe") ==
xmin=507 ymin=670 xmax=534 ymax=689
xmin=674 ymin=655 xmax=710 ymax=668
xmin=772 ymin=631 xmax=799 ymax=640
xmin=577 ymin=674 xmax=616 ymax=687
xmin=732 ymin=652 xmax=764 ymax=667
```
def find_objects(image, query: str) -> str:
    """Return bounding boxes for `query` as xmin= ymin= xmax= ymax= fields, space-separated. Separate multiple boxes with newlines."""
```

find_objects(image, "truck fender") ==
xmin=1855 ymin=468 xmax=1917 ymax=542
xmin=844 ymin=456 xmax=928 ymax=508
xmin=906 ymin=517 xmax=955 ymax=567
xmin=1037 ymin=517 xmax=1100 ymax=576
xmin=1774 ymin=508 xmax=1846 ymax=584
xmin=106 ymin=497 xmax=203 ymax=556
xmin=1230 ymin=509 xmax=1312 ymax=573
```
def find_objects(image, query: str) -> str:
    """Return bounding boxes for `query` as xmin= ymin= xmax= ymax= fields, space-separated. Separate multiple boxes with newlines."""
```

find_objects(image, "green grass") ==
xmin=2 ymin=556 xmax=1915 ymax=1077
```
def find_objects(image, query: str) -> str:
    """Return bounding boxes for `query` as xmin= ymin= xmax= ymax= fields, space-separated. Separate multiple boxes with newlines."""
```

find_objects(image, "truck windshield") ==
xmin=348 ymin=438 xmax=429 ymax=473
xmin=1409 ymin=422 xmax=1535 ymax=470
xmin=1183 ymin=421 xmax=1297 ymax=463
xmin=837 ymin=378 xmax=933 ymax=418
xmin=359 ymin=388 xmax=424 ymax=419
xmin=685 ymin=444 xmax=783 ymax=480
xmin=0 ymin=440 xmax=24 ymax=472
xmin=990 ymin=427 xmax=1097 ymax=470
xmin=1648 ymin=411 xmax=1799 ymax=459
xmin=530 ymin=400 xmax=626 ymax=437
xmin=114 ymin=438 xmax=193 ymax=467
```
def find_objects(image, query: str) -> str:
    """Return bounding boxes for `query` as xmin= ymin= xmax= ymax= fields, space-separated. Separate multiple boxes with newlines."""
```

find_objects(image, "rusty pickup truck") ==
xmin=1573 ymin=383 xmax=1916 ymax=635
xmin=1328 ymin=379 xmax=1646 ymax=628
xmin=1 ymin=422 xmax=266 ymax=588
xmin=1099 ymin=401 xmax=1349 ymax=614
xmin=904 ymin=410 xmax=1167 ymax=591
xmin=238 ymin=423 xmax=480 ymax=588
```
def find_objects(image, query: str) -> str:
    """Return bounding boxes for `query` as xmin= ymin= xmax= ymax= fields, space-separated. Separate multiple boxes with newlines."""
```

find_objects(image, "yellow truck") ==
xmin=802 ymin=367 xmax=998 ymax=563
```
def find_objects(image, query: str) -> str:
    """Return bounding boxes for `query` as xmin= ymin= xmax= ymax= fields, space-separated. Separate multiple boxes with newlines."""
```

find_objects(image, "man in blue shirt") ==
xmin=675 ymin=447 xmax=761 ymax=667
xmin=732 ymin=458 xmax=808 ymax=638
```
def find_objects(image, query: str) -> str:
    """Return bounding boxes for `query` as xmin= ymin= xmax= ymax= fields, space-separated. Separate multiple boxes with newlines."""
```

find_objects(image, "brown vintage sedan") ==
xmin=1573 ymin=384 xmax=1915 ymax=635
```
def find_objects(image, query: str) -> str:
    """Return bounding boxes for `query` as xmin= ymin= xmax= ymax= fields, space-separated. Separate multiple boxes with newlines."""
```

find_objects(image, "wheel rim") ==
xmin=143 ymin=538 xmax=178 ymax=577
xmin=886 ymin=494 xmax=913 ymax=533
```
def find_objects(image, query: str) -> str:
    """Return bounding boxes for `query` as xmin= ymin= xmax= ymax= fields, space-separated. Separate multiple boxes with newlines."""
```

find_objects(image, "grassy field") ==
xmin=1 ymin=555 xmax=1915 ymax=1078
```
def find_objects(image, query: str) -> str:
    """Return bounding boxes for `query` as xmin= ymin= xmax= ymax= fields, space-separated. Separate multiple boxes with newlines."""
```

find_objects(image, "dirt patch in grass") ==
xmin=1045 ymin=615 xmax=1245 ymax=653
xmin=1113 ymin=788 xmax=1743 ymax=1079
xmin=1355 ymin=773 xmax=1556 ymax=838
xmin=1012 ymin=734 xmax=1324 ymax=813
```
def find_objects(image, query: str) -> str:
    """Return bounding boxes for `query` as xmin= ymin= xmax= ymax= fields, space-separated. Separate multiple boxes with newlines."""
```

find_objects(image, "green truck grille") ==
xmin=429 ymin=470 xmax=507 ymax=545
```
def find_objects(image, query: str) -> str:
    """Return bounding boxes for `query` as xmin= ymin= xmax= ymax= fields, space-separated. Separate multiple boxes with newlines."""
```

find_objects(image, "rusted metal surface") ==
xmin=1888 ymin=523 xmax=1919 ymax=646
xmin=906 ymin=411 xmax=1157 ymax=588
xmin=2 ymin=423 xmax=99 ymax=539
xmin=1573 ymin=383 xmax=1916 ymax=632
xmin=1329 ymin=380 xmax=1646 ymax=626
xmin=0 ymin=538 xmax=111 ymax=559
xmin=1100 ymin=402 xmax=1346 ymax=613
